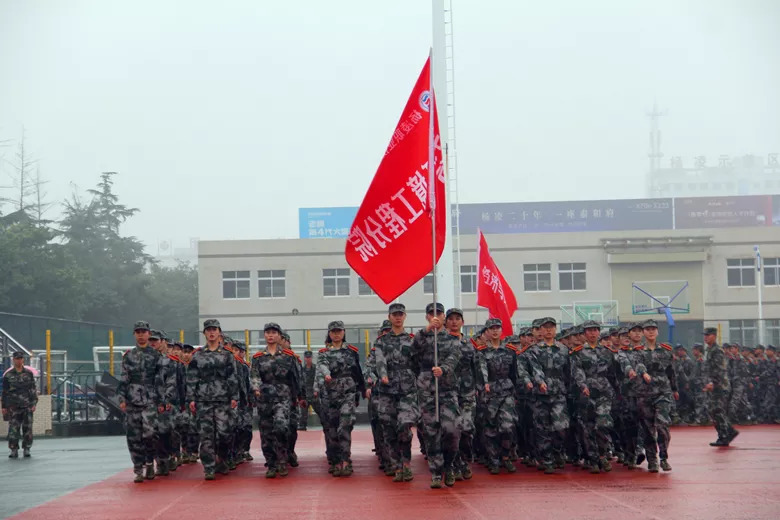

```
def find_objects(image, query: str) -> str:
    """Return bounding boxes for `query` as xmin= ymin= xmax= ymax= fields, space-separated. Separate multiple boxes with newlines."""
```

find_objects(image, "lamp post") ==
xmin=755 ymin=245 xmax=764 ymax=345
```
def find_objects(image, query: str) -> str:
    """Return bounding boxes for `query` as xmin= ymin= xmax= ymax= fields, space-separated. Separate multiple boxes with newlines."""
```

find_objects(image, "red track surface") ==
xmin=12 ymin=426 xmax=780 ymax=520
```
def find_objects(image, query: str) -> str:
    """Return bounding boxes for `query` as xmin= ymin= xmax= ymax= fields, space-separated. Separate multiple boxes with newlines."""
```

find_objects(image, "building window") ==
xmin=558 ymin=262 xmax=586 ymax=291
xmin=222 ymin=271 xmax=250 ymax=299
xmin=358 ymin=277 xmax=375 ymax=296
xmin=764 ymin=258 xmax=780 ymax=286
xmin=258 ymin=270 xmax=285 ymax=298
xmin=423 ymin=273 xmax=434 ymax=294
xmin=323 ymin=268 xmax=350 ymax=297
xmin=523 ymin=264 xmax=551 ymax=292
xmin=727 ymin=258 xmax=755 ymax=287
xmin=729 ymin=319 xmax=757 ymax=346
xmin=461 ymin=265 xmax=477 ymax=293
xmin=766 ymin=319 xmax=780 ymax=346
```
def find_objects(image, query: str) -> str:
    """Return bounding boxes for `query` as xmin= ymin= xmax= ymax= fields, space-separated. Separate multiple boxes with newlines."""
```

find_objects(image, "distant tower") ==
xmin=647 ymin=101 xmax=667 ymax=172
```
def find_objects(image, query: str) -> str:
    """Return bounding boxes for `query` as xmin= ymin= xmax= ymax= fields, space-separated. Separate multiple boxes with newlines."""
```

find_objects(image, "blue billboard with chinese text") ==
xmin=299 ymin=207 xmax=358 ymax=239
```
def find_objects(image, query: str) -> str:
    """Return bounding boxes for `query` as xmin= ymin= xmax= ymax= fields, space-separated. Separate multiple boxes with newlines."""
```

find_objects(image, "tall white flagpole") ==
xmin=428 ymin=48 xmax=440 ymax=422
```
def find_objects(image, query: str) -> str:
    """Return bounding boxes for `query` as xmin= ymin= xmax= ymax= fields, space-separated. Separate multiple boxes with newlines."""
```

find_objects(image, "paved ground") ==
xmin=3 ymin=425 xmax=780 ymax=520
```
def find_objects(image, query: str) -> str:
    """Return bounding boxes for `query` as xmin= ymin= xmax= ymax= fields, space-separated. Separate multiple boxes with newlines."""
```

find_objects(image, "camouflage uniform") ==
xmin=186 ymin=345 xmax=239 ymax=475
xmin=705 ymin=341 xmax=736 ymax=441
xmin=287 ymin=346 xmax=303 ymax=464
xmin=455 ymin=337 xmax=487 ymax=473
xmin=482 ymin=342 xmax=527 ymax=470
xmin=231 ymin=347 xmax=253 ymax=463
xmin=299 ymin=355 xmax=316 ymax=430
xmin=673 ymin=351 xmax=694 ymax=424
xmin=514 ymin=337 xmax=537 ymax=464
xmin=373 ymin=330 xmax=420 ymax=472
xmin=727 ymin=352 xmax=753 ymax=424
xmin=690 ymin=350 xmax=710 ymax=424
xmin=251 ymin=345 xmax=300 ymax=471
xmin=117 ymin=344 xmax=166 ymax=474
xmin=570 ymin=341 xmax=616 ymax=469
xmin=412 ymin=327 xmax=462 ymax=477
xmin=526 ymin=335 xmax=575 ymax=471
xmin=2 ymin=362 xmax=38 ymax=453
xmin=316 ymin=343 xmax=365 ymax=467
xmin=169 ymin=352 xmax=188 ymax=464
xmin=364 ymin=346 xmax=385 ymax=467
xmin=154 ymin=348 xmax=178 ymax=473
xmin=758 ymin=350 xmax=779 ymax=423
xmin=633 ymin=341 xmax=677 ymax=467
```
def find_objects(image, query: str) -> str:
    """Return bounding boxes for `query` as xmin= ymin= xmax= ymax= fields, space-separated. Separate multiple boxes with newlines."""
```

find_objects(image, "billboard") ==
xmin=674 ymin=195 xmax=774 ymax=229
xmin=456 ymin=198 xmax=674 ymax=234
xmin=300 ymin=195 xmax=778 ymax=238
xmin=298 ymin=207 xmax=357 ymax=239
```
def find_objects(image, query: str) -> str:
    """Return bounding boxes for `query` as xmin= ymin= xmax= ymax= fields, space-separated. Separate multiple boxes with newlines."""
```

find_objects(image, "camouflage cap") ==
xmin=425 ymin=302 xmax=445 ymax=314
xmin=485 ymin=318 xmax=502 ymax=329
xmin=559 ymin=328 xmax=569 ymax=339
xmin=304 ymin=350 xmax=313 ymax=358
xmin=445 ymin=308 xmax=464 ymax=319
xmin=233 ymin=341 xmax=247 ymax=352
xmin=539 ymin=317 xmax=557 ymax=327
xmin=641 ymin=319 xmax=658 ymax=329
xmin=159 ymin=331 xmax=170 ymax=342
xmin=328 ymin=320 xmax=345 ymax=331
xmin=531 ymin=318 xmax=543 ymax=329
xmin=754 ymin=344 xmax=765 ymax=350
xmin=222 ymin=335 xmax=234 ymax=345
xmin=12 ymin=351 xmax=24 ymax=359
xmin=582 ymin=320 xmax=601 ymax=331
xmin=133 ymin=320 xmax=150 ymax=332
xmin=572 ymin=325 xmax=584 ymax=335
xmin=281 ymin=332 xmax=291 ymax=342
xmin=617 ymin=327 xmax=629 ymax=336
xmin=203 ymin=319 xmax=221 ymax=331
xmin=674 ymin=343 xmax=685 ymax=350
xmin=692 ymin=342 xmax=704 ymax=350
xmin=599 ymin=331 xmax=610 ymax=340
xmin=380 ymin=320 xmax=392 ymax=331
xmin=703 ymin=327 xmax=718 ymax=335
xmin=263 ymin=322 xmax=282 ymax=333
xmin=477 ymin=326 xmax=487 ymax=336
xmin=388 ymin=303 xmax=406 ymax=314
xmin=171 ymin=342 xmax=183 ymax=349
xmin=149 ymin=329 xmax=162 ymax=340
xmin=181 ymin=344 xmax=194 ymax=352
xmin=521 ymin=327 xmax=533 ymax=337
xmin=628 ymin=322 xmax=643 ymax=331
xmin=766 ymin=345 xmax=776 ymax=351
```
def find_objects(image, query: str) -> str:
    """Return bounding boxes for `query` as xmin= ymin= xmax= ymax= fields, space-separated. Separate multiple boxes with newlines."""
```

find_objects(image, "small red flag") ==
xmin=345 ymin=57 xmax=445 ymax=303
xmin=477 ymin=230 xmax=518 ymax=338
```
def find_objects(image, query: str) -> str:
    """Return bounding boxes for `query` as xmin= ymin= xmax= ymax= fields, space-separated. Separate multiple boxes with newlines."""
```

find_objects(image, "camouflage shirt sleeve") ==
xmin=116 ymin=352 xmax=130 ymax=404
xmin=186 ymin=354 xmax=199 ymax=403
xmin=374 ymin=338 xmax=388 ymax=380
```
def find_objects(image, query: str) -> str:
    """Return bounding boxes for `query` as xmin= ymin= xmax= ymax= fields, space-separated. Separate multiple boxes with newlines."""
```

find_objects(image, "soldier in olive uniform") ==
xmin=280 ymin=331 xmax=303 ymax=467
xmin=526 ymin=317 xmax=577 ymax=474
xmin=672 ymin=344 xmax=694 ymax=424
xmin=225 ymin=340 xmax=253 ymax=466
xmin=2 ymin=351 xmax=38 ymax=458
xmin=316 ymin=321 xmax=365 ymax=476
xmin=412 ymin=305 xmax=462 ymax=488
xmin=373 ymin=303 xmax=420 ymax=483
xmin=483 ymin=318 xmax=532 ymax=474
xmin=703 ymin=328 xmax=739 ymax=446
xmin=761 ymin=346 xmax=779 ymax=423
xmin=251 ymin=323 xmax=301 ymax=478
xmin=186 ymin=319 xmax=239 ymax=480
xmin=149 ymin=330 xmax=177 ymax=476
xmin=690 ymin=344 xmax=710 ymax=424
xmin=570 ymin=321 xmax=616 ymax=473
xmin=454 ymin=318 xmax=488 ymax=480
xmin=727 ymin=344 xmax=754 ymax=424
xmin=117 ymin=321 xmax=167 ymax=482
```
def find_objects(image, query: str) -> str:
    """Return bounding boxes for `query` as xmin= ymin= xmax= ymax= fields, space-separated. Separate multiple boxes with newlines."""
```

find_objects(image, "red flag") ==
xmin=477 ymin=230 xmax=518 ymax=338
xmin=345 ymin=57 xmax=445 ymax=303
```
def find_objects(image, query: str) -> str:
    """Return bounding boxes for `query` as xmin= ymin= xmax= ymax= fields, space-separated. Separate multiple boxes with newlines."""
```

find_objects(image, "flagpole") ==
xmin=475 ymin=229 xmax=481 ymax=332
xmin=428 ymin=47 xmax=440 ymax=422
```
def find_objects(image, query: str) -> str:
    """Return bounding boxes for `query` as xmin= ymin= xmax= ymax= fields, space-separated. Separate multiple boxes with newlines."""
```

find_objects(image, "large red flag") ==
xmin=477 ymin=230 xmax=518 ymax=338
xmin=345 ymin=57 xmax=445 ymax=303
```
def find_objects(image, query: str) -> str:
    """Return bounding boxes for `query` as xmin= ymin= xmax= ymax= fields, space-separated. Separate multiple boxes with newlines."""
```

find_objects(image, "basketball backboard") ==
xmin=632 ymin=280 xmax=690 ymax=315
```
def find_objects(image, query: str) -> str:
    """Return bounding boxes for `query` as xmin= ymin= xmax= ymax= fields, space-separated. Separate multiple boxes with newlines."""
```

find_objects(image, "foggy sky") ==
xmin=1 ymin=0 xmax=779 ymax=251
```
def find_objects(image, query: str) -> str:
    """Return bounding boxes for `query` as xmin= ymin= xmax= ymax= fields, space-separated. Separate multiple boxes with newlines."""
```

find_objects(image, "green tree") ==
xmin=146 ymin=261 xmax=199 ymax=337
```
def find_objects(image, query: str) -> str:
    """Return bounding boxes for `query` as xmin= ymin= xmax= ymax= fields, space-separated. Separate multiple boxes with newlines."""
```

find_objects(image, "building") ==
xmin=198 ymin=197 xmax=780 ymax=348
xmin=647 ymin=153 xmax=780 ymax=198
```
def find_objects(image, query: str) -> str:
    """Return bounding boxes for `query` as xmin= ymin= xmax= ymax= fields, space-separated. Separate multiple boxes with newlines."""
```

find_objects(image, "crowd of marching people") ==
xmin=114 ymin=308 xmax=780 ymax=488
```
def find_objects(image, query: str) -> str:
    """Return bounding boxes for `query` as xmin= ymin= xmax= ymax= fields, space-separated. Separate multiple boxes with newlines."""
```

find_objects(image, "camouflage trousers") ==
xmin=692 ymin=387 xmax=710 ymax=424
xmin=298 ymin=403 xmax=310 ymax=429
xmin=124 ymin=404 xmax=157 ymax=469
xmin=483 ymin=393 xmax=517 ymax=467
xmin=758 ymin=384 xmax=778 ymax=423
xmin=322 ymin=393 xmax=357 ymax=464
xmin=156 ymin=407 xmax=175 ymax=461
xmin=709 ymin=389 xmax=735 ymax=440
xmin=374 ymin=391 xmax=419 ymax=470
xmin=258 ymin=398 xmax=290 ymax=468
xmin=617 ymin=395 xmax=641 ymax=463
xmin=728 ymin=383 xmax=753 ymax=423
xmin=288 ymin=403 xmax=300 ymax=455
xmin=368 ymin=395 xmax=388 ymax=467
xmin=312 ymin=398 xmax=334 ymax=463
xmin=180 ymin=408 xmax=199 ymax=455
xmin=532 ymin=395 xmax=569 ymax=466
xmin=456 ymin=392 xmax=477 ymax=467
xmin=195 ymin=402 xmax=232 ymax=473
xmin=515 ymin=396 xmax=536 ymax=460
xmin=577 ymin=392 xmax=614 ymax=463
xmin=419 ymin=390 xmax=460 ymax=474
xmin=638 ymin=393 xmax=672 ymax=462
xmin=6 ymin=407 xmax=33 ymax=450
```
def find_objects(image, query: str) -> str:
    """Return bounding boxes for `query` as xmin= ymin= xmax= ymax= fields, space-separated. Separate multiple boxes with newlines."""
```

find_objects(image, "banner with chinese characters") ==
xmin=673 ymin=195 xmax=774 ymax=229
xmin=299 ymin=207 xmax=356 ymax=239
xmin=456 ymin=198 xmax=674 ymax=234
xmin=476 ymin=230 xmax=517 ymax=338
xmin=345 ymin=57 xmax=446 ymax=303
